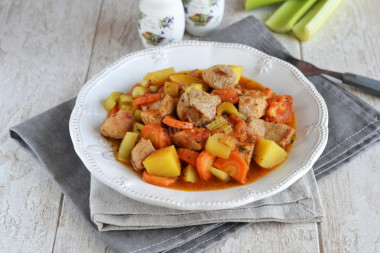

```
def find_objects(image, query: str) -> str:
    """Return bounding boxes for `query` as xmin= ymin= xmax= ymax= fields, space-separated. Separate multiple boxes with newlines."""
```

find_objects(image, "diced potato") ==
xmin=183 ymin=164 xmax=198 ymax=183
xmin=184 ymin=83 xmax=203 ymax=93
xmin=117 ymin=132 xmax=139 ymax=162
xmin=229 ymin=65 xmax=243 ymax=84
xmin=144 ymin=67 xmax=175 ymax=86
xmin=254 ymin=139 xmax=287 ymax=169
xmin=210 ymin=167 xmax=230 ymax=181
xmin=132 ymin=86 xmax=147 ymax=98
xmin=143 ymin=145 xmax=181 ymax=177
xmin=104 ymin=92 xmax=122 ymax=111
xmin=164 ymin=81 xmax=179 ymax=97
xmin=205 ymin=133 xmax=233 ymax=159
xmin=169 ymin=74 xmax=209 ymax=91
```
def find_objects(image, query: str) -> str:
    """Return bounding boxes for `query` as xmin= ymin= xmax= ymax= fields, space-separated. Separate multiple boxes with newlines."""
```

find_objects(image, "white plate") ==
xmin=69 ymin=41 xmax=328 ymax=210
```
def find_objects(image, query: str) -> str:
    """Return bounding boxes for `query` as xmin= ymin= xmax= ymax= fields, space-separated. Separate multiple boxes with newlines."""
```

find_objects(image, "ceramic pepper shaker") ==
xmin=138 ymin=0 xmax=185 ymax=48
xmin=183 ymin=0 xmax=225 ymax=36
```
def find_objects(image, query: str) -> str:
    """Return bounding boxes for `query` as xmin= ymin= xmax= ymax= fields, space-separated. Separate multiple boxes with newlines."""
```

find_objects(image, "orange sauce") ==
xmin=108 ymin=75 xmax=296 ymax=191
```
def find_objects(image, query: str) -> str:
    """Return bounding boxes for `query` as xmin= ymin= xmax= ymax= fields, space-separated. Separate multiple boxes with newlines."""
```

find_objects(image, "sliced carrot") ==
xmin=142 ymin=170 xmax=177 ymax=187
xmin=133 ymin=93 xmax=162 ymax=106
xmin=265 ymin=95 xmax=293 ymax=123
xmin=109 ymin=105 xmax=119 ymax=115
xmin=162 ymin=115 xmax=194 ymax=129
xmin=141 ymin=123 xmax=170 ymax=149
xmin=196 ymin=150 xmax=215 ymax=181
xmin=177 ymin=148 xmax=199 ymax=168
xmin=211 ymin=87 xmax=239 ymax=104
xmin=213 ymin=151 xmax=249 ymax=184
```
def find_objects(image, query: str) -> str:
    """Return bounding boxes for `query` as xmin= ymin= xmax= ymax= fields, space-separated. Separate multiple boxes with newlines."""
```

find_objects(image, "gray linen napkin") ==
xmin=90 ymin=170 xmax=323 ymax=231
xmin=10 ymin=16 xmax=380 ymax=253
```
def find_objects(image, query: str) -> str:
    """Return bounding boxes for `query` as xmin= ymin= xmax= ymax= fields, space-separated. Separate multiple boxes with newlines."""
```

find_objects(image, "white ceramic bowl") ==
xmin=69 ymin=41 xmax=328 ymax=211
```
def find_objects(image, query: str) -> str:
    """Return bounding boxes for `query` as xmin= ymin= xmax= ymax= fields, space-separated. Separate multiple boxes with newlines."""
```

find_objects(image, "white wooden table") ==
xmin=1 ymin=0 xmax=379 ymax=252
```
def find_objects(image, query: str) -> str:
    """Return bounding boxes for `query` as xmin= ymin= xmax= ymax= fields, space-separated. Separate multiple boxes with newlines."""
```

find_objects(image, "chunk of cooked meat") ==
xmin=238 ymin=93 xmax=268 ymax=119
xmin=246 ymin=117 xmax=295 ymax=147
xmin=131 ymin=138 xmax=156 ymax=171
xmin=100 ymin=110 xmax=135 ymax=139
xmin=172 ymin=128 xmax=210 ymax=151
xmin=141 ymin=94 xmax=176 ymax=125
xmin=235 ymin=141 xmax=255 ymax=166
xmin=201 ymin=65 xmax=236 ymax=90
xmin=177 ymin=89 xmax=221 ymax=127
xmin=140 ymin=99 xmax=162 ymax=111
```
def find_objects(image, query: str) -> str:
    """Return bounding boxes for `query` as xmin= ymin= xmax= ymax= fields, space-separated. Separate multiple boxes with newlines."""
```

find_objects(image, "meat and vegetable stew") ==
xmin=100 ymin=65 xmax=296 ymax=191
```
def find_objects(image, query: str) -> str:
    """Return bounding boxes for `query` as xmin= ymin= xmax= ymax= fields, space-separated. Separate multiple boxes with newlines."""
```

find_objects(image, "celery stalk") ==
xmin=292 ymin=0 xmax=343 ymax=41
xmin=265 ymin=0 xmax=318 ymax=33
xmin=244 ymin=0 xmax=285 ymax=11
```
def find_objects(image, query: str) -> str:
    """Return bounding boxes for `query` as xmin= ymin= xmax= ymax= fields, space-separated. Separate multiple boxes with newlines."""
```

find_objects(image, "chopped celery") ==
xmin=117 ymin=132 xmax=139 ymax=162
xmin=132 ymin=86 xmax=147 ymax=98
xmin=210 ymin=167 xmax=229 ymax=181
xmin=134 ymin=109 xmax=142 ymax=122
xmin=292 ymin=0 xmax=343 ymax=41
xmin=148 ymin=85 xmax=159 ymax=92
xmin=133 ymin=122 xmax=144 ymax=136
xmin=206 ymin=116 xmax=233 ymax=134
xmin=118 ymin=94 xmax=133 ymax=110
xmin=245 ymin=0 xmax=284 ymax=11
xmin=140 ymin=79 xmax=149 ymax=87
xmin=265 ymin=0 xmax=318 ymax=33
xmin=216 ymin=102 xmax=238 ymax=116
xmin=103 ymin=92 xmax=122 ymax=111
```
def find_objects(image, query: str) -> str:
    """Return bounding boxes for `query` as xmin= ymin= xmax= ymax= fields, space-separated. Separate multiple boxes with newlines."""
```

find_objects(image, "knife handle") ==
xmin=342 ymin=73 xmax=380 ymax=96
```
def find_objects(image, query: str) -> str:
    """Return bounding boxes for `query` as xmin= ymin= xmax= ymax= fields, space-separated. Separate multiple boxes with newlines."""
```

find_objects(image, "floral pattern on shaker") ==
xmin=138 ymin=11 xmax=147 ymax=29
xmin=209 ymin=0 xmax=219 ymax=7
xmin=159 ymin=16 xmax=174 ymax=30
xmin=141 ymin=32 xmax=166 ymax=46
xmin=189 ymin=13 xmax=213 ymax=27
xmin=183 ymin=0 xmax=192 ymax=13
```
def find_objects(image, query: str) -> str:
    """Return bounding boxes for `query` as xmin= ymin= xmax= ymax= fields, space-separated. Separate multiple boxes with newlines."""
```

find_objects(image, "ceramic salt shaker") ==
xmin=138 ymin=0 xmax=185 ymax=48
xmin=183 ymin=0 xmax=224 ymax=37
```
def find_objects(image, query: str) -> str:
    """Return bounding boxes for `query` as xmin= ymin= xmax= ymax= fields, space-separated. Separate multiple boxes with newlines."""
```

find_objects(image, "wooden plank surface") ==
xmin=0 ymin=0 xmax=102 ymax=252
xmin=301 ymin=0 xmax=380 ymax=252
xmin=0 ymin=0 xmax=379 ymax=252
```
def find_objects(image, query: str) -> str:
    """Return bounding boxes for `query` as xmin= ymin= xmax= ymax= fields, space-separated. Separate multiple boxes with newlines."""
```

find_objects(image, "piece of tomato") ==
xmin=265 ymin=95 xmax=293 ymax=123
